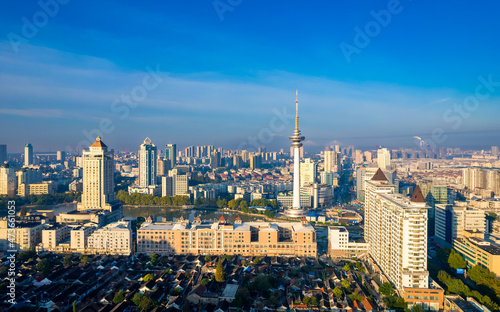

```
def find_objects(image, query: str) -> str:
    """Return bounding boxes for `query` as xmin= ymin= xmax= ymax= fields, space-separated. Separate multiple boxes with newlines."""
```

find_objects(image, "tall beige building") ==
xmin=435 ymin=202 xmax=486 ymax=246
xmin=0 ymin=162 xmax=16 ymax=196
xmin=137 ymin=217 xmax=316 ymax=257
xmin=300 ymin=158 xmax=316 ymax=188
xmin=78 ymin=136 xmax=116 ymax=211
xmin=365 ymin=169 xmax=430 ymax=292
xmin=324 ymin=150 xmax=336 ymax=173
xmin=377 ymin=147 xmax=391 ymax=170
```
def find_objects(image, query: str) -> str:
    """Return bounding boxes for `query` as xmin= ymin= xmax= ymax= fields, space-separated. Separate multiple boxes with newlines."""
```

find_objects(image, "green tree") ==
xmin=310 ymin=296 xmax=318 ymax=306
xmin=215 ymin=258 xmax=225 ymax=282
xmin=217 ymin=199 xmax=227 ymax=208
xmin=63 ymin=256 xmax=72 ymax=267
xmin=138 ymin=296 xmax=156 ymax=311
xmin=228 ymin=199 xmax=237 ymax=209
xmin=150 ymin=252 xmax=158 ymax=265
xmin=204 ymin=255 xmax=212 ymax=262
xmin=412 ymin=304 xmax=424 ymax=312
xmin=113 ymin=290 xmax=125 ymax=304
xmin=341 ymin=279 xmax=351 ymax=291
xmin=343 ymin=263 xmax=351 ymax=271
xmin=233 ymin=288 xmax=251 ymax=307
xmin=303 ymin=296 xmax=311 ymax=305
xmin=132 ymin=293 xmax=143 ymax=306
xmin=448 ymin=249 xmax=467 ymax=269
xmin=143 ymin=273 xmax=154 ymax=282
xmin=252 ymin=257 xmax=260 ymax=264
xmin=200 ymin=278 xmax=209 ymax=286
xmin=79 ymin=255 xmax=89 ymax=264
xmin=36 ymin=259 xmax=51 ymax=277
xmin=73 ymin=301 xmax=76 ymax=312
xmin=18 ymin=249 xmax=36 ymax=261
xmin=379 ymin=282 xmax=394 ymax=296
xmin=240 ymin=200 xmax=248 ymax=210
xmin=332 ymin=287 xmax=342 ymax=299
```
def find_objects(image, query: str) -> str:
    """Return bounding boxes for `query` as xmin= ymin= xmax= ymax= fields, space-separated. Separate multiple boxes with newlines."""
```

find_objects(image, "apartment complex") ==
xmin=435 ymin=202 xmax=486 ymax=246
xmin=462 ymin=167 xmax=500 ymax=195
xmin=365 ymin=169 xmax=430 ymax=292
xmin=137 ymin=217 xmax=316 ymax=257
xmin=328 ymin=226 xmax=368 ymax=259
xmin=87 ymin=220 xmax=132 ymax=255
xmin=0 ymin=162 xmax=16 ymax=196
xmin=0 ymin=219 xmax=45 ymax=251
xmin=453 ymin=230 xmax=500 ymax=276
xmin=18 ymin=181 xmax=57 ymax=196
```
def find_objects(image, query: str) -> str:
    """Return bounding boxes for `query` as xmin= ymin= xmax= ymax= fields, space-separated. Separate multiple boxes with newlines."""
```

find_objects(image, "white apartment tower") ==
xmin=24 ymin=143 xmax=34 ymax=167
xmin=377 ymin=147 xmax=391 ymax=170
xmin=78 ymin=136 xmax=116 ymax=211
xmin=0 ymin=162 xmax=16 ymax=196
xmin=139 ymin=137 xmax=157 ymax=187
xmin=365 ymin=169 xmax=430 ymax=292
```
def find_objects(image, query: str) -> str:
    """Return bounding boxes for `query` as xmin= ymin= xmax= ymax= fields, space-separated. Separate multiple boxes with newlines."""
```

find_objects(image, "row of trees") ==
xmin=0 ymin=192 xmax=81 ymax=211
xmin=116 ymin=190 xmax=190 ymax=206
xmin=437 ymin=270 xmax=498 ymax=309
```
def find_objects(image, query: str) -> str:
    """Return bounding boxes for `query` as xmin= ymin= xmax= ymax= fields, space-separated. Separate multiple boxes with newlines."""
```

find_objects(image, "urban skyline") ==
xmin=1 ymin=1 xmax=500 ymax=152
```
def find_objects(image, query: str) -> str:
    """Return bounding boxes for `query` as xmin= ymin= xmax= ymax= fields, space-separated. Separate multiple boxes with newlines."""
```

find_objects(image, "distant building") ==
xmin=166 ymin=143 xmax=176 ymax=166
xmin=377 ymin=147 xmax=391 ymax=170
xmin=56 ymin=151 xmax=66 ymax=162
xmin=277 ymin=194 xmax=312 ymax=208
xmin=138 ymin=137 xmax=157 ymax=187
xmin=300 ymin=158 xmax=316 ymax=188
xmin=0 ymin=145 xmax=6 ymax=164
xmin=435 ymin=203 xmax=486 ymax=246
xmin=0 ymin=162 xmax=16 ymax=196
xmin=18 ymin=181 xmax=57 ymax=196
xmin=249 ymin=153 xmax=262 ymax=169
xmin=24 ymin=143 xmax=34 ymax=166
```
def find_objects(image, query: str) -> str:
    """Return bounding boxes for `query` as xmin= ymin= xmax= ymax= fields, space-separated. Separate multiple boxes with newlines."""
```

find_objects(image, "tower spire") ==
xmin=295 ymin=90 xmax=299 ymax=132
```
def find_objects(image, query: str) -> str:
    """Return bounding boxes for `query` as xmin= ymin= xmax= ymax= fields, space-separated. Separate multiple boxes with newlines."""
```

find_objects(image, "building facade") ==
xmin=137 ymin=217 xmax=316 ymax=257
xmin=365 ymin=169 xmax=430 ymax=292
xmin=78 ymin=136 xmax=116 ymax=211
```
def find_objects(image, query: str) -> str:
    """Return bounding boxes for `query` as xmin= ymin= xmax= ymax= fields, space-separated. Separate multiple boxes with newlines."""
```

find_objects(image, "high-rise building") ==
xmin=138 ymin=138 xmax=157 ymax=187
xmin=324 ymin=150 xmax=335 ymax=173
xmin=169 ymin=169 xmax=188 ymax=196
xmin=56 ymin=151 xmax=66 ymax=162
xmin=300 ymin=158 xmax=316 ymax=187
xmin=210 ymin=151 xmax=221 ymax=169
xmin=365 ymin=169 xmax=430 ymax=292
xmin=233 ymin=155 xmax=242 ymax=169
xmin=285 ymin=91 xmax=308 ymax=218
xmin=24 ymin=143 xmax=33 ymax=167
xmin=166 ymin=144 xmax=176 ymax=166
xmin=157 ymin=157 xmax=171 ymax=176
xmin=492 ymin=146 xmax=499 ymax=157
xmin=78 ymin=136 xmax=116 ymax=210
xmin=249 ymin=153 xmax=262 ymax=169
xmin=0 ymin=145 xmax=6 ymax=164
xmin=377 ymin=147 xmax=391 ymax=170
xmin=241 ymin=150 xmax=250 ymax=164
xmin=0 ymin=162 xmax=16 ymax=196
xmin=435 ymin=203 xmax=486 ymax=246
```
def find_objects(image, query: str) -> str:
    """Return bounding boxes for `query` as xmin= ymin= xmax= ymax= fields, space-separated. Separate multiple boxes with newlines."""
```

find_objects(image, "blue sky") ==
xmin=1 ymin=0 xmax=500 ymax=153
